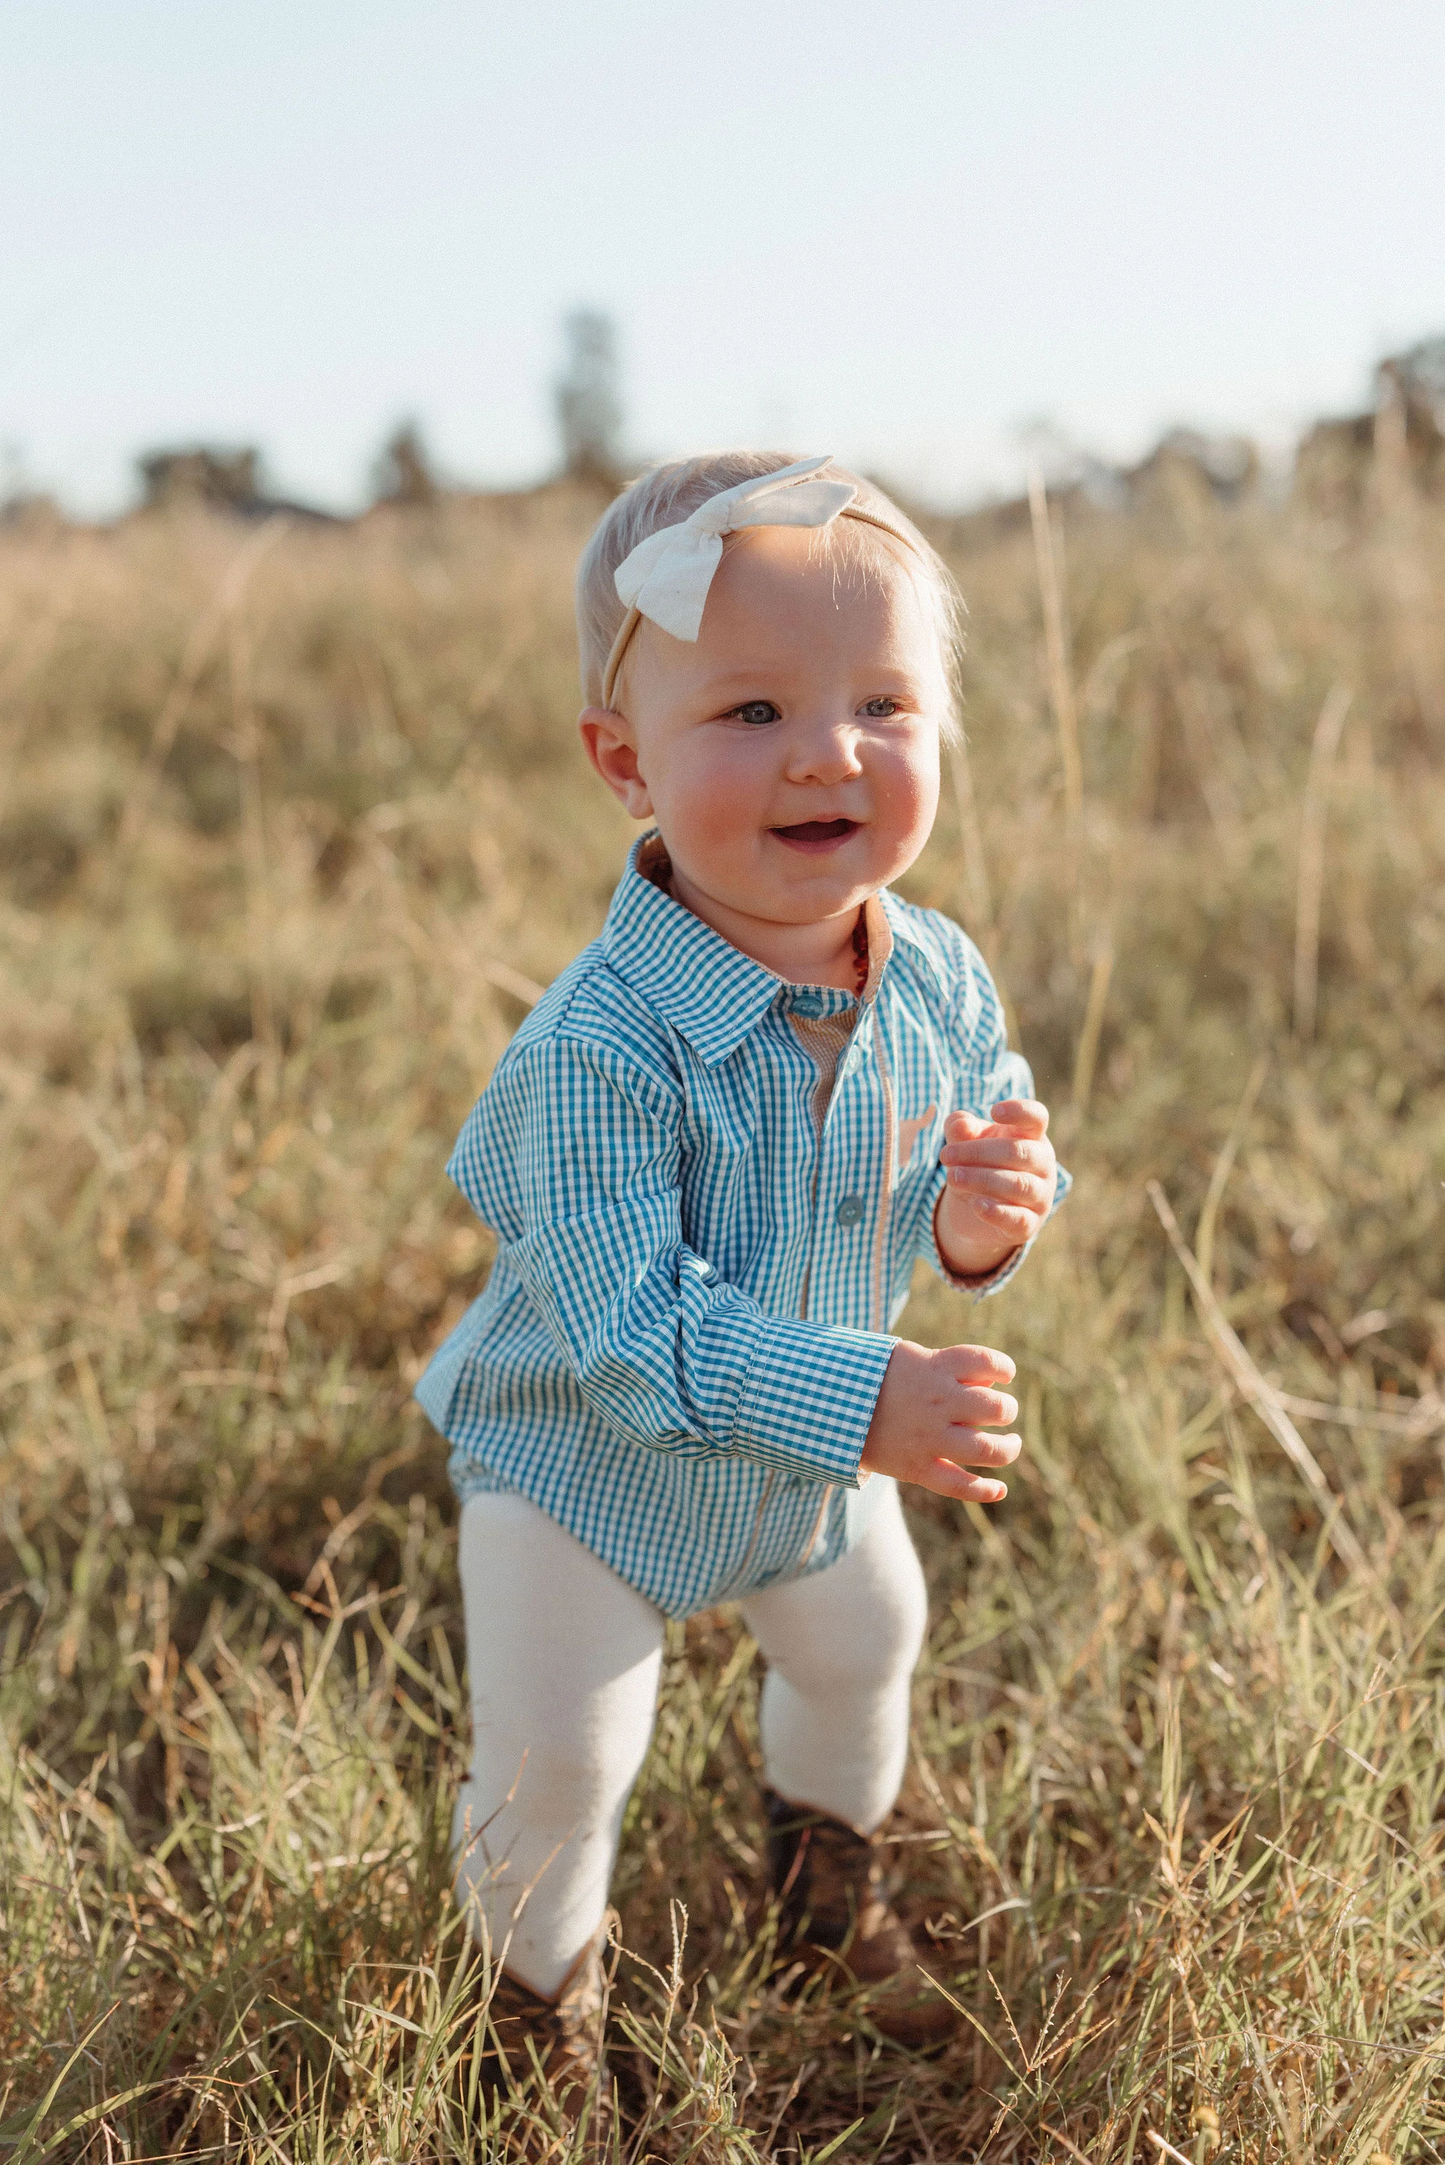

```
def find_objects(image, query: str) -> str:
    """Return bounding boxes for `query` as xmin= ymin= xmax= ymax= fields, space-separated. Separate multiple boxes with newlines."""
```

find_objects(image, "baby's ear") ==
xmin=578 ymin=707 xmax=653 ymax=819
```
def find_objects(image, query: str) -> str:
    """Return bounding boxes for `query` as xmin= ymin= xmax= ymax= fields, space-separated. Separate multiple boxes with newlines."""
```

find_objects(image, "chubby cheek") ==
xmin=648 ymin=735 xmax=775 ymax=866
xmin=870 ymin=739 xmax=940 ymax=870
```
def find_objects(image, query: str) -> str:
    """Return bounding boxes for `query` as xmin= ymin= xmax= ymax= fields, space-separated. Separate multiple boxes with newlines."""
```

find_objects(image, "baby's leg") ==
xmin=454 ymin=1491 xmax=664 ymax=1997
xmin=738 ymin=1481 xmax=928 ymax=1831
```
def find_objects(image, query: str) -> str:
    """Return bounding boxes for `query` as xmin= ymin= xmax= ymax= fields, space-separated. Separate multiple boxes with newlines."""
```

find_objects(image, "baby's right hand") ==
xmin=860 ymin=1340 xmax=1020 ymax=1503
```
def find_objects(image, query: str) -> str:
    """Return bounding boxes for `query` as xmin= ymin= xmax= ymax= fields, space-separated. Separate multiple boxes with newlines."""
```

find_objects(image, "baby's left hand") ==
xmin=935 ymin=1099 xmax=1057 ymax=1280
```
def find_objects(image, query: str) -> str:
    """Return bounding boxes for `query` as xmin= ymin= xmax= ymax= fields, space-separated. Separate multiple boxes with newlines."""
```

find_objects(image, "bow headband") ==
xmin=600 ymin=454 xmax=919 ymax=708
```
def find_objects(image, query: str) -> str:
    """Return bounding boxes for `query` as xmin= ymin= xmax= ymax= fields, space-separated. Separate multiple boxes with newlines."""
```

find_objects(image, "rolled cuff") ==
xmin=734 ymin=1315 xmax=897 ymax=1487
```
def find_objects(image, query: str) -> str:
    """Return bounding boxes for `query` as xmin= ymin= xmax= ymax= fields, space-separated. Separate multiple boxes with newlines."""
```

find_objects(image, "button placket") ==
xmin=800 ymin=986 xmax=879 ymax=1329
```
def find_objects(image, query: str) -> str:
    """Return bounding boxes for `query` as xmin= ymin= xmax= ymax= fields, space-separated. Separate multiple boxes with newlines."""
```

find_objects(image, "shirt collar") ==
xmin=601 ymin=834 xmax=895 ymax=1065
xmin=877 ymin=885 xmax=945 ymax=990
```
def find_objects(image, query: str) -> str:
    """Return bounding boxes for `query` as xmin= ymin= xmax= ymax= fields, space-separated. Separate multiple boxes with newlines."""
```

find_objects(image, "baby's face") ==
xmin=587 ymin=526 xmax=945 ymax=935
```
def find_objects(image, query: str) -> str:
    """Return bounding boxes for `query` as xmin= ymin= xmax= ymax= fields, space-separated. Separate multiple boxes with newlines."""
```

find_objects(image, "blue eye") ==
xmin=730 ymin=700 xmax=780 ymax=726
xmin=862 ymin=696 xmax=902 ymax=718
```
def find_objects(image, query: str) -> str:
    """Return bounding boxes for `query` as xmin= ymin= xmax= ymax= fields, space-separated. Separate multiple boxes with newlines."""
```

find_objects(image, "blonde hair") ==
xmin=575 ymin=450 xmax=963 ymax=738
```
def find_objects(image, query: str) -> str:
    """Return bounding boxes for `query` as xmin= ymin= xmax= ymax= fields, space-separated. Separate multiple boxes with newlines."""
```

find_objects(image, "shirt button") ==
xmin=792 ymin=991 xmax=825 ymax=1018
xmin=835 ymin=1194 xmax=865 ymax=1228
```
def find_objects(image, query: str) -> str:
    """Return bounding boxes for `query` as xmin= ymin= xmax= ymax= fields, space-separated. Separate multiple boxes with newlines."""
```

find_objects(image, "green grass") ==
xmin=1 ymin=478 xmax=1443 ymax=2160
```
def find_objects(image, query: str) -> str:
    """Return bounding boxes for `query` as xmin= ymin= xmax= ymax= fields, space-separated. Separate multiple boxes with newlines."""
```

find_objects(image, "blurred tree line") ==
xmin=11 ymin=316 xmax=1439 ymax=529
xmin=125 ymin=309 xmax=628 ymax=522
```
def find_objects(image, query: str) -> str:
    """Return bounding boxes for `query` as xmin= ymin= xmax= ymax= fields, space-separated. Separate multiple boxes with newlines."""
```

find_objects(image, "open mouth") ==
xmin=769 ymin=818 xmax=861 ymax=852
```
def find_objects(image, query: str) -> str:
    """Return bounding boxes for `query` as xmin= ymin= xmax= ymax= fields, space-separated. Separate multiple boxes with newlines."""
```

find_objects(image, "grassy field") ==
xmin=1 ymin=468 xmax=1443 ymax=2162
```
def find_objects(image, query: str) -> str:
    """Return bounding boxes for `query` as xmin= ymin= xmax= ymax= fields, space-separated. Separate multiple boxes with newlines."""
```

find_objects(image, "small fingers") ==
xmin=991 ymin=1097 xmax=1049 ymax=1137
xmin=925 ymin=1461 xmax=1009 ymax=1506
xmin=943 ymin=1425 xmax=1021 ymax=1470
xmin=943 ymin=1102 xmax=1049 ymax=1141
xmin=959 ymin=1200 xmax=1039 ymax=1241
xmin=943 ymin=1164 xmax=1052 ymax=1207
xmin=943 ymin=1343 xmax=1016 ymax=1387
xmin=942 ymin=1108 xmax=994 ymax=1144
xmin=941 ymin=1135 xmax=1053 ymax=1174
xmin=952 ymin=1387 xmax=1018 ymax=1432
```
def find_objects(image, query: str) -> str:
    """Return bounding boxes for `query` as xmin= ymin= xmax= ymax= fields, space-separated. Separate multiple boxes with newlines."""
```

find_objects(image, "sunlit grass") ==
xmin=2 ymin=482 xmax=1443 ymax=2159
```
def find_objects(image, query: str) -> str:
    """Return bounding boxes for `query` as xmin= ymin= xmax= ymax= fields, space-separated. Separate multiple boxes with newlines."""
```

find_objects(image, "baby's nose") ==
xmin=785 ymin=717 xmax=865 ymax=781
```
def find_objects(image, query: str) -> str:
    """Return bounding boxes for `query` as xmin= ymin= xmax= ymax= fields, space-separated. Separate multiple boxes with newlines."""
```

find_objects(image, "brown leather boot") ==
xmin=466 ymin=1935 xmax=611 ymax=2152
xmin=764 ymin=1789 xmax=956 ymax=2049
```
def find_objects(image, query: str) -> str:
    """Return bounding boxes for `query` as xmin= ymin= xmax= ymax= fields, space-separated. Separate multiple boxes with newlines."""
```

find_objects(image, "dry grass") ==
xmin=1 ymin=474 xmax=1443 ymax=2162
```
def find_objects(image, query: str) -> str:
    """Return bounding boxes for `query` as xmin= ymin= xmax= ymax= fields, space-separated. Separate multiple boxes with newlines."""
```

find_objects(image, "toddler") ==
xmin=416 ymin=452 xmax=1068 ymax=2117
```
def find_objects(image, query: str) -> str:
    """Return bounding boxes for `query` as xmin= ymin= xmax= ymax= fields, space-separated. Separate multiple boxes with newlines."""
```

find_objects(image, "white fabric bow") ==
xmin=612 ymin=454 xmax=856 ymax=643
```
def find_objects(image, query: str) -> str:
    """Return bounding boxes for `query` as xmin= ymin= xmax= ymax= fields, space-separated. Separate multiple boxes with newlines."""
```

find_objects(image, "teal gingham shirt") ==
xmin=416 ymin=835 xmax=1068 ymax=1619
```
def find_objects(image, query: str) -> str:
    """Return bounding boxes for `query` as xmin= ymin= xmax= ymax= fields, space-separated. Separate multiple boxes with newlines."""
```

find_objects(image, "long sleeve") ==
xmin=448 ymin=1031 xmax=895 ymax=1486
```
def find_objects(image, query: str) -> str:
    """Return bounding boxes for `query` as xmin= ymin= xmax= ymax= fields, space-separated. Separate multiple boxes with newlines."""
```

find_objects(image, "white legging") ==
xmin=453 ymin=1482 xmax=928 ymax=1997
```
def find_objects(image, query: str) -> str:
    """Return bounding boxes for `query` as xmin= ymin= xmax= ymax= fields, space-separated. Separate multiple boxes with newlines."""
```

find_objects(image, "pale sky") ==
xmin=3 ymin=1 xmax=1443 ymax=515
